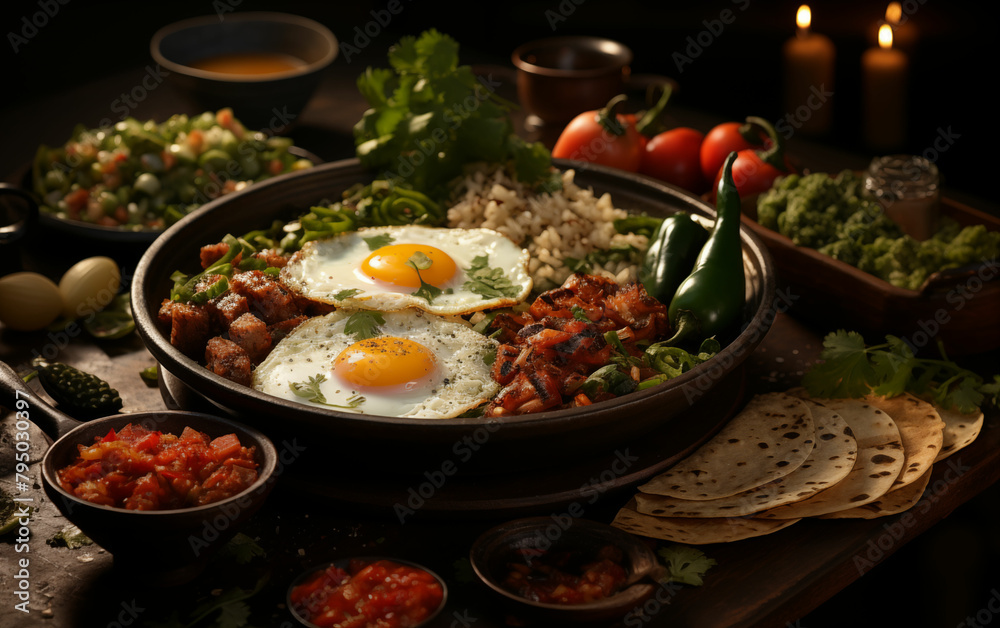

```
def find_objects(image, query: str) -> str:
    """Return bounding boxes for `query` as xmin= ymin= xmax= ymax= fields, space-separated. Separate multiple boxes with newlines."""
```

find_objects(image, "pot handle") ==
xmin=0 ymin=360 xmax=82 ymax=441
xmin=0 ymin=183 xmax=39 ymax=245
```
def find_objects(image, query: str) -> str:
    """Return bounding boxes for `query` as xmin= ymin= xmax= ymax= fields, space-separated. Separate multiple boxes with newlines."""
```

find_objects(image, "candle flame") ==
xmin=885 ymin=2 xmax=902 ymax=24
xmin=878 ymin=23 xmax=894 ymax=49
xmin=796 ymin=5 xmax=812 ymax=30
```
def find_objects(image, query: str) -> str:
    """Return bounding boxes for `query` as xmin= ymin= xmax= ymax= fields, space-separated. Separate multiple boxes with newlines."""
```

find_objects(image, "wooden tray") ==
xmin=739 ymin=196 xmax=1000 ymax=356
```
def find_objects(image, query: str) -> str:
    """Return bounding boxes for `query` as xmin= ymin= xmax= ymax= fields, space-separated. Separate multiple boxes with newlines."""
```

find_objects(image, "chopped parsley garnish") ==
xmin=289 ymin=374 xmax=366 ymax=409
xmin=344 ymin=311 xmax=385 ymax=341
xmin=463 ymin=255 xmax=519 ymax=299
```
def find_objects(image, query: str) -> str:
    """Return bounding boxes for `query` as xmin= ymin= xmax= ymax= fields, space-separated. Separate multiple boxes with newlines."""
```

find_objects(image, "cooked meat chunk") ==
xmin=268 ymin=315 xmax=309 ymax=344
xmin=205 ymin=337 xmax=252 ymax=386
xmin=200 ymin=242 xmax=241 ymax=269
xmin=228 ymin=313 xmax=272 ymax=363
xmin=228 ymin=270 xmax=301 ymax=324
xmin=253 ymin=249 xmax=289 ymax=269
xmin=209 ymin=292 xmax=250 ymax=329
xmin=160 ymin=300 xmax=213 ymax=358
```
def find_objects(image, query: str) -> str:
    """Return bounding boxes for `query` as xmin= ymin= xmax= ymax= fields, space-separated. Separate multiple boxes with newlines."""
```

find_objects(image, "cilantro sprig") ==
xmin=657 ymin=544 xmax=717 ymax=586
xmin=344 ymin=311 xmax=385 ymax=341
xmin=353 ymin=29 xmax=558 ymax=195
xmin=802 ymin=330 xmax=1000 ymax=413
xmin=408 ymin=251 xmax=442 ymax=303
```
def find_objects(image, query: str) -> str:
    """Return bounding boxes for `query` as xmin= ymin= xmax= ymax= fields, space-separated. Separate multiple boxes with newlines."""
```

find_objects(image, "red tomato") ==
xmin=639 ymin=127 xmax=707 ymax=194
xmin=552 ymin=96 xmax=643 ymax=172
xmin=712 ymin=147 xmax=791 ymax=202
xmin=699 ymin=121 xmax=767 ymax=184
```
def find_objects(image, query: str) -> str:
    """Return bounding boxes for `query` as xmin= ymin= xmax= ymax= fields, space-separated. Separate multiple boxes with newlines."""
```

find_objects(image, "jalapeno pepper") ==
xmin=639 ymin=211 xmax=709 ymax=305
xmin=663 ymin=151 xmax=746 ymax=347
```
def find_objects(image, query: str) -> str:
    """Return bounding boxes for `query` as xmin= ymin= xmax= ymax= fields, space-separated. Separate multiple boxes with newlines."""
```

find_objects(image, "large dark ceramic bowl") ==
xmin=150 ymin=12 xmax=338 ymax=130
xmin=132 ymin=158 xmax=775 ymax=476
xmin=0 ymin=361 xmax=278 ymax=586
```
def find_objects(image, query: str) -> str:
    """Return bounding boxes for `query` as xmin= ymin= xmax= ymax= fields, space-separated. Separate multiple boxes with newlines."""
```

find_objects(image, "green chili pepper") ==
xmin=663 ymin=152 xmax=746 ymax=347
xmin=639 ymin=211 xmax=709 ymax=304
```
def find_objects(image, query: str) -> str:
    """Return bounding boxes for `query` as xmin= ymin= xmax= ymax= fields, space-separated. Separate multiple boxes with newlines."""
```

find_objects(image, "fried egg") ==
xmin=280 ymin=225 xmax=532 ymax=315
xmin=251 ymin=309 xmax=500 ymax=418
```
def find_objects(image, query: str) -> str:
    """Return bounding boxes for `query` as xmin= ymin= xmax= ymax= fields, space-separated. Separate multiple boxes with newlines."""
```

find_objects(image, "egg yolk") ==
xmin=360 ymin=243 xmax=458 ymax=288
xmin=333 ymin=336 xmax=438 ymax=390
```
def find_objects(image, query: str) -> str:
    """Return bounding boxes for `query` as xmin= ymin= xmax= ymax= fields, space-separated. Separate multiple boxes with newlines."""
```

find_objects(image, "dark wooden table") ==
xmin=2 ymin=37 xmax=999 ymax=628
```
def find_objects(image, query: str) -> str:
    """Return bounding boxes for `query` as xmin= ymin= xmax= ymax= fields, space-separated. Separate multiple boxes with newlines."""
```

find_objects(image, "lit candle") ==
xmin=782 ymin=5 xmax=836 ymax=136
xmin=862 ymin=24 xmax=908 ymax=150
xmin=868 ymin=3 xmax=919 ymax=54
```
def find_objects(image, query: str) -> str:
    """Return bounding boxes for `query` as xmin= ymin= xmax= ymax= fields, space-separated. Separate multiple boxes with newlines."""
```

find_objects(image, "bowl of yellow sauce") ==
xmin=151 ymin=12 xmax=338 ymax=131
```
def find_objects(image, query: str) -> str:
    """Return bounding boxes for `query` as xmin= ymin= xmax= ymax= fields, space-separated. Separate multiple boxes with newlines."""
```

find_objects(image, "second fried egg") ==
xmin=251 ymin=309 xmax=500 ymax=418
xmin=280 ymin=225 xmax=532 ymax=315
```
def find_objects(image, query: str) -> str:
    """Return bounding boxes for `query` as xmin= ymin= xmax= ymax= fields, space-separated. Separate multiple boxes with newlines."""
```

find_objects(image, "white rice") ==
xmin=446 ymin=167 xmax=648 ymax=292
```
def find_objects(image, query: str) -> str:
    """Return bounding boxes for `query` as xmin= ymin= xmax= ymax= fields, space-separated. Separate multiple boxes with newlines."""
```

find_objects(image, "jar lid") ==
xmin=865 ymin=154 xmax=939 ymax=202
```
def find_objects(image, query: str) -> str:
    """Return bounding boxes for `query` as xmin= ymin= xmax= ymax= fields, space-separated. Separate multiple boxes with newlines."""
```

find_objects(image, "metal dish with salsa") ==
xmin=288 ymin=557 xmax=446 ymax=628
xmin=501 ymin=544 xmax=629 ymax=605
xmin=55 ymin=422 xmax=259 ymax=510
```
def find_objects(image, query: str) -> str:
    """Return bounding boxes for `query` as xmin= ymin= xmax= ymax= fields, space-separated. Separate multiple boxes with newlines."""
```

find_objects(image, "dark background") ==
xmin=1 ymin=2 xmax=997 ymax=627
xmin=0 ymin=0 xmax=996 ymax=209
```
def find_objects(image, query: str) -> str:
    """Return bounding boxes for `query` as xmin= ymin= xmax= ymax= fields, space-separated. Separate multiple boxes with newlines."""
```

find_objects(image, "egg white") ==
xmin=280 ymin=225 xmax=532 ymax=316
xmin=251 ymin=309 xmax=500 ymax=419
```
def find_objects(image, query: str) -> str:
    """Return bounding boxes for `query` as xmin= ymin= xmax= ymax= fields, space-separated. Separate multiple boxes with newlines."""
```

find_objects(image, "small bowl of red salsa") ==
xmin=40 ymin=411 xmax=277 ymax=584
xmin=470 ymin=517 xmax=664 ymax=622
xmin=287 ymin=557 xmax=448 ymax=628
xmin=55 ymin=422 xmax=260 ymax=510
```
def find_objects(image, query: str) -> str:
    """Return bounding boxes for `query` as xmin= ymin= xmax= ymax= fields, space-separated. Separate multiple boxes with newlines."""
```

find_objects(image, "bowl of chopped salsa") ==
xmin=470 ymin=517 xmax=664 ymax=622
xmin=40 ymin=410 xmax=277 ymax=584
xmin=287 ymin=556 xmax=448 ymax=628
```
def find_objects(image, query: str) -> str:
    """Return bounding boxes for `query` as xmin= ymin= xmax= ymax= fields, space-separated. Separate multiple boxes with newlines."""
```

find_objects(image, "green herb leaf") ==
xmin=289 ymin=374 xmax=366 ymax=410
xmin=408 ymin=252 xmax=442 ymax=302
xmin=344 ymin=311 xmax=385 ymax=341
xmin=140 ymin=365 xmax=159 ymax=387
xmin=334 ymin=288 xmax=363 ymax=300
xmin=407 ymin=251 xmax=433 ymax=270
xmin=570 ymin=305 xmax=590 ymax=322
xmin=801 ymin=330 xmax=878 ymax=399
xmin=362 ymin=233 xmax=395 ymax=250
xmin=463 ymin=255 xmax=520 ymax=300
xmin=802 ymin=330 xmax=997 ymax=413
xmin=657 ymin=544 xmax=716 ymax=586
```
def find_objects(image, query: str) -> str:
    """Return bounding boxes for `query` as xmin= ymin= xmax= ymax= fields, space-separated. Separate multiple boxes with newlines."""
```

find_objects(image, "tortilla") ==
xmin=934 ymin=404 xmax=984 ymax=462
xmin=756 ymin=397 xmax=904 ymax=519
xmin=818 ymin=466 xmax=932 ymax=519
xmin=633 ymin=398 xmax=857 ymax=518
xmin=638 ymin=392 xmax=816 ymax=500
xmin=612 ymin=504 xmax=801 ymax=545
xmin=864 ymin=393 xmax=945 ymax=490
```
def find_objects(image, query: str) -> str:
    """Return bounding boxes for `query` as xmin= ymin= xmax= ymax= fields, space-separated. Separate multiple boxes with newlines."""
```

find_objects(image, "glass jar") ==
xmin=864 ymin=154 xmax=940 ymax=241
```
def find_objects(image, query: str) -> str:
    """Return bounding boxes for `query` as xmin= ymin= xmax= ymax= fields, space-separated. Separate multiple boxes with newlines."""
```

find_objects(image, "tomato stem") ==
xmin=635 ymin=84 xmax=673 ymax=138
xmin=745 ymin=116 xmax=788 ymax=172
xmin=598 ymin=94 xmax=631 ymax=137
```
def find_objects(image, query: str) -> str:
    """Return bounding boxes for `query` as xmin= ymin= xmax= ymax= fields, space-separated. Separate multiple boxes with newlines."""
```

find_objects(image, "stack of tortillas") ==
xmin=612 ymin=389 xmax=984 ymax=544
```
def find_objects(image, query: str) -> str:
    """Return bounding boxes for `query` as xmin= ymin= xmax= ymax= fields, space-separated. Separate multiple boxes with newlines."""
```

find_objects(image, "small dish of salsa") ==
xmin=55 ymin=422 xmax=259 ymax=510
xmin=287 ymin=557 xmax=447 ymax=628
xmin=470 ymin=517 xmax=664 ymax=622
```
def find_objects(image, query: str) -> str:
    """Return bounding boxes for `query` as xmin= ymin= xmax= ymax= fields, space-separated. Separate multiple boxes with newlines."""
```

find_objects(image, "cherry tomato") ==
xmin=699 ymin=121 xmax=768 ymax=184
xmin=639 ymin=127 xmax=707 ymax=194
xmin=711 ymin=147 xmax=793 ymax=202
xmin=552 ymin=95 xmax=643 ymax=172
